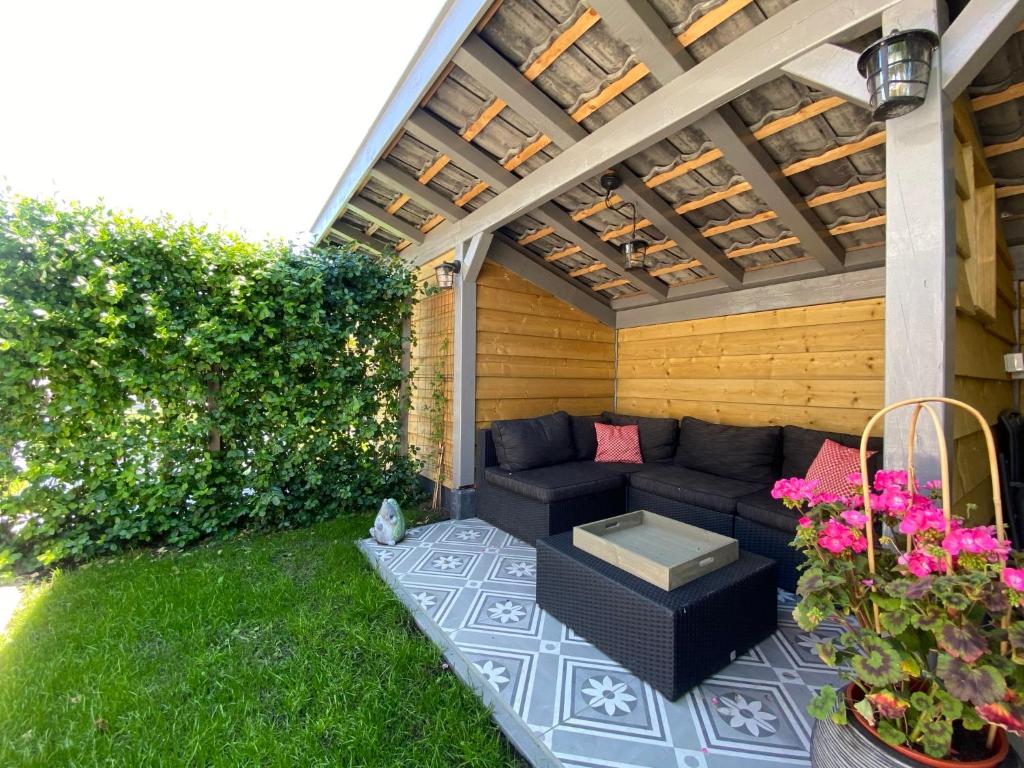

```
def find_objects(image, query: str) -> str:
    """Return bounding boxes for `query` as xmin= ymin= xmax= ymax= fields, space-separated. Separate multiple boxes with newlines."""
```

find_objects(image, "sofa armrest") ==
xmin=476 ymin=428 xmax=499 ymax=481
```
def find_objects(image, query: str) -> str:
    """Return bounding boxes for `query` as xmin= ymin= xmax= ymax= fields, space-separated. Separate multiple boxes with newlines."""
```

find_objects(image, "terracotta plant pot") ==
xmin=809 ymin=684 xmax=1013 ymax=768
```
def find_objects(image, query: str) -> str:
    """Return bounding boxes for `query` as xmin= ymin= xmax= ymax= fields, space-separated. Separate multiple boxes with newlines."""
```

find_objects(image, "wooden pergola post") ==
xmin=882 ymin=0 xmax=956 ymax=480
xmin=450 ymin=231 xmax=493 ymax=516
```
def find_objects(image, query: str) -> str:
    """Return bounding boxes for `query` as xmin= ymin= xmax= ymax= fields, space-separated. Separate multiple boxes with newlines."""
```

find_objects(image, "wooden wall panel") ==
xmin=475 ymin=261 xmax=615 ymax=429
xmin=952 ymin=269 xmax=1015 ymax=523
xmin=408 ymin=253 xmax=455 ymax=488
xmin=615 ymin=298 xmax=886 ymax=436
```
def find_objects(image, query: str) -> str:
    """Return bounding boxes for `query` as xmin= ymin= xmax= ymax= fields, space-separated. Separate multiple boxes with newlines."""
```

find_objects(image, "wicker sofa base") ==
xmin=734 ymin=517 xmax=804 ymax=593
xmin=537 ymin=532 xmax=778 ymax=700
xmin=626 ymin=487 xmax=735 ymax=537
xmin=476 ymin=480 xmax=627 ymax=546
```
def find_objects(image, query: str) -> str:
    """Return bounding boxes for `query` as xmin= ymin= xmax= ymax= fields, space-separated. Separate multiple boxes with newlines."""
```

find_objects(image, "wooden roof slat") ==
xmin=644 ymin=240 xmax=677 ymax=256
xmin=984 ymin=135 xmax=1024 ymax=158
xmin=828 ymin=214 xmax=886 ymax=235
xmin=649 ymin=259 xmax=700 ymax=276
xmin=462 ymin=98 xmax=508 ymax=141
xmin=591 ymin=277 xmax=631 ymax=291
xmin=807 ymin=178 xmax=886 ymax=207
xmin=701 ymin=210 xmax=778 ymax=237
xmin=572 ymin=194 xmax=622 ymax=220
xmin=569 ymin=62 xmax=651 ymax=123
xmin=385 ymin=193 xmax=411 ymax=215
xmin=645 ymin=149 xmax=723 ymax=188
xmin=419 ymin=154 xmax=451 ymax=184
xmin=503 ymin=135 xmax=553 ymax=171
xmin=674 ymin=181 xmax=752 ymax=214
xmin=454 ymin=180 xmax=489 ymax=207
xmin=726 ymin=235 xmax=801 ymax=258
xmin=677 ymin=0 xmax=754 ymax=47
xmin=517 ymin=225 xmax=555 ymax=245
xmin=752 ymin=96 xmax=846 ymax=140
xmin=971 ymin=81 xmax=1024 ymax=112
xmin=522 ymin=7 xmax=601 ymax=81
xmin=781 ymin=131 xmax=886 ymax=176
xmin=544 ymin=244 xmax=582 ymax=261
xmin=996 ymin=184 xmax=1024 ymax=199
xmin=568 ymin=262 xmax=608 ymax=277
xmin=601 ymin=217 xmax=653 ymax=241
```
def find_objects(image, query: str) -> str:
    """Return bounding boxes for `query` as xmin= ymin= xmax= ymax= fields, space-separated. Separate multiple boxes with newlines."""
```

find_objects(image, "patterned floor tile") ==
xmin=360 ymin=519 xmax=841 ymax=768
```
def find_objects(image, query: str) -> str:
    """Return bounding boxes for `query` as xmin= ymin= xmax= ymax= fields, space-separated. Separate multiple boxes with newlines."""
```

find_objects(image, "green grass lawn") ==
xmin=0 ymin=515 xmax=521 ymax=767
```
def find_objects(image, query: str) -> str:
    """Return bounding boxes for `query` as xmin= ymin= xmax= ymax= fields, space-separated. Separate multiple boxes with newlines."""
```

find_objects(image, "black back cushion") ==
xmin=675 ymin=416 xmax=781 ymax=484
xmin=491 ymin=411 xmax=575 ymax=472
xmin=782 ymin=425 xmax=884 ymax=479
xmin=570 ymin=415 xmax=600 ymax=461
xmin=601 ymin=412 xmax=679 ymax=462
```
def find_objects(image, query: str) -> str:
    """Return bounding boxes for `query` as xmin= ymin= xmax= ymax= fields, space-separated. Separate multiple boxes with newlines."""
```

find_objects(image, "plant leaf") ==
xmin=808 ymin=685 xmax=838 ymax=721
xmin=877 ymin=720 xmax=907 ymax=746
xmin=935 ymin=655 xmax=1006 ymax=705
xmin=919 ymin=719 xmax=953 ymax=759
xmin=879 ymin=610 xmax=911 ymax=636
xmin=851 ymin=637 xmax=904 ymax=688
xmin=938 ymin=623 xmax=988 ymax=663
xmin=853 ymin=697 xmax=875 ymax=726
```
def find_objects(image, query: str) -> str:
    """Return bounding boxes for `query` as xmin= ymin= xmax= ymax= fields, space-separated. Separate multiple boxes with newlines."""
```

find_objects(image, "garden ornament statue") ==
xmin=370 ymin=498 xmax=406 ymax=546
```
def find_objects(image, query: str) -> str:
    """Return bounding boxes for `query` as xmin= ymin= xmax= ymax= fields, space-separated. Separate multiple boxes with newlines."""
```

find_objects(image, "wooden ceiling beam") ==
xmin=329 ymin=223 xmax=387 ymax=254
xmin=403 ymin=0 xmax=896 ymax=266
xmin=590 ymin=0 xmax=846 ymax=274
xmin=369 ymin=163 xmax=467 ymax=221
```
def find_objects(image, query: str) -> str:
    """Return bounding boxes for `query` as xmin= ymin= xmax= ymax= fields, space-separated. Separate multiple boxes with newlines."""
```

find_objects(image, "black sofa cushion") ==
xmin=736 ymin=488 xmax=801 ymax=534
xmin=570 ymin=415 xmax=600 ymax=461
xmin=675 ymin=417 xmax=781 ymax=484
xmin=781 ymin=425 xmax=883 ymax=479
xmin=484 ymin=462 xmax=626 ymax=504
xmin=629 ymin=464 xmax=769 ymax=515
xmin=601 ymin=412 xmax=679 ymax=462
xmin=491 ymin=411 xmax=575 ymax=471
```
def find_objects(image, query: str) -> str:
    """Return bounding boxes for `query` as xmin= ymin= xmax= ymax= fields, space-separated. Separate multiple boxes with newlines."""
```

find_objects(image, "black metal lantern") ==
xmin=434 ymin=260 xmax=461 ymax=289
xmin=598 ymin=170 xmax=652 ymax=271
xmin=857 ymin=29 xmax=940 ymax=121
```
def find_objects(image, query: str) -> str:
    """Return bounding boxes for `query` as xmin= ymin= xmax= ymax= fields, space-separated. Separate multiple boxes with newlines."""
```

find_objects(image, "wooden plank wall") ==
xmin=408 ymin=254 xmax=455 ymax=488
xmin=952 ymin=253 xmax=1015 ymax=522
xmin=475 ymin=260 xmax=615 ymax=428
xmin=616 ymin=298 xmax=886 ymax=436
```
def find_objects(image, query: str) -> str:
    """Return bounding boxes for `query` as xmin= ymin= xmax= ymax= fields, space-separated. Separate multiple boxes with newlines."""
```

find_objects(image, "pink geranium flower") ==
xmin=898 ymin=503 xmax=947 ymax=536
xmin=874 ymin=469 xmax=908 ymax=491
xmin=942 ymin=525 xmax=1010 ymax=560
xmin=798 ymin=516 xmax=813 ymax=528
xmin=818 ymin=520 xmax=857 ymax=554
xmin=771 ymin=477 xmax=818 ymax=503
xmin=840 ymin=509 xmax=868 ymax=528
xmin=898 ymin=549 xmax=943 ymax=578
xmin=846 ymin=472 xmax=864 ymax=487
xmin=1003 ymin=568 xmax=1024 ymax=592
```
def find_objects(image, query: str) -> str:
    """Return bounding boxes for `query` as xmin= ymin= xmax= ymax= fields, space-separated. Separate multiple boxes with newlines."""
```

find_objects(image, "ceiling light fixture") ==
xmin=599 ymin=170 xmax=650 ymax=271
xmin=434 ymin=259 xmax=461 ymax=290
xmin=857 ymin=29 xmax=940 ymax=121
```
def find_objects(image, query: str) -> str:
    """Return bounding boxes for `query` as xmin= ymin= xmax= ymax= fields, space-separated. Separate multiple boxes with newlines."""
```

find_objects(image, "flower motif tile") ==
xmin=464 ymin=590 xmax=542 ymax=638
xmin=410 ymin=548 xmax=480 ymax=579
xmin=360 ymin=518 xmax=842 ymax=768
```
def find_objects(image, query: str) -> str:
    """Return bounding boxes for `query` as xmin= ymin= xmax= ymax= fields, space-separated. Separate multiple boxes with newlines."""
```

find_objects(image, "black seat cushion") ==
xmin=782 ymin=425 xmax=883 ymax=479
xmin=736 ymin=488 xmax=802 ymax=534
xmin=570 ymin=415 xmax=600 ymax=461
xmin=491 ymin=411 xmax=575 ymax=471
xmin=629 ymin=464 xmax=769 ymax=515
xmin=601 ymin=412 xmax=679 ymax=462
xmin=675 ymin=416 xmax=781 ymax=484
xmin=484 ymin=462 xmax=626 ymax=504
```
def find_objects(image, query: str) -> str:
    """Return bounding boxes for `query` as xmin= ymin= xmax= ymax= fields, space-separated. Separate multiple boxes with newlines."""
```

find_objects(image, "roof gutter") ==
xmin=310 ymin=0 xmax=495 ymax=244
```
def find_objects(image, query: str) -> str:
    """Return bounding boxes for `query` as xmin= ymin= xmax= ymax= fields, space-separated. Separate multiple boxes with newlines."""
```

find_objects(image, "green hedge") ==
xmin=0 ymin=195 xmax=420 ymax=571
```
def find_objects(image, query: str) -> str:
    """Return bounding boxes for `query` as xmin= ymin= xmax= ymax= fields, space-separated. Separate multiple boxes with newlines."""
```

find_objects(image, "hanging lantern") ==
xmin=621 ymin=239 xmax=649 ymax=271
xmin=434 ymin=260 xmax=461 ymax=289
xmin=857 ymin=29 xmax=940 ymax=121
xmin=599 ymin=169 xmax=652 ymax=271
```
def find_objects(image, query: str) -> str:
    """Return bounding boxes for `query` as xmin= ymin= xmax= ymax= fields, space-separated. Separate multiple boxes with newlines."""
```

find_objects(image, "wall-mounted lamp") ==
xmin=599 ymin=170 xmax=652 ymax=271
xmin=434 ymin=260 xmax=461 ymax=290
xmin=857 ymin=29 xmax=940 ymax=121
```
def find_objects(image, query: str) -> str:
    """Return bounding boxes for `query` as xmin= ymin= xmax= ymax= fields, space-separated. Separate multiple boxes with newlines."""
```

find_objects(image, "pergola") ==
xmin=312 ymin=0 xmax=1023 ymax=512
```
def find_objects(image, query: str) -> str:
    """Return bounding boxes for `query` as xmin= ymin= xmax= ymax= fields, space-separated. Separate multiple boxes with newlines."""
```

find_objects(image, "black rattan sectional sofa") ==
xmin=475 ymin=410 xmax=882 ymax=591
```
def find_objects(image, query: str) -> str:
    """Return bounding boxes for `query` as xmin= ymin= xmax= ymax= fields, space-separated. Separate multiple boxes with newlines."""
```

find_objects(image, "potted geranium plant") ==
xmin=775 ymin=400 xmax=1023 ymax=767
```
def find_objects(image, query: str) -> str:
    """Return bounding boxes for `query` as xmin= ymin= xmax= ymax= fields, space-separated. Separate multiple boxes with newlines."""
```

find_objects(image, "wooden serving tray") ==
xmin=573 ymin=511 xmax=738 ymax=591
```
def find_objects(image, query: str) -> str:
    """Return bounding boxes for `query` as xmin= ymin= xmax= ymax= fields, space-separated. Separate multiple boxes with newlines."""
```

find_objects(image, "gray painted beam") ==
xmin=591 ymin=0 xmax=846 ymax=274
xmin=942 ymin=0 xmax=1024 ymax=99
xmin=403 ymin=0 xmax=894 ymax=265
xmin=616 ymin=267 xmax=885 ymax=328
xmin=328 ymin=223 xmax=387 ymax=254
xmin=882 ymin=0 xmax=955 ymax=480
xmin=406 ymin=107 xmax=668 ymax=298
xmin=405 ymin=110 xmax=518 ymax=191
xmin=346 ymin=199 xmax=425 ymax=244
xmin=453 ymin=31 xmax=738 ymax=290
xmin=780 ymin=45 xmax=872 ymax=109
xmin=451 ymin=232 xmax=493 ymax=489
xmin=489 ymin=238 xmax=617 ymax=326
xmin=369 ymin=163 xmax=467 ymax=222
xmin=454 ymin=36 xmax=586 ymax=148
xmin=311 ymin=0 xmax=494 ymax=242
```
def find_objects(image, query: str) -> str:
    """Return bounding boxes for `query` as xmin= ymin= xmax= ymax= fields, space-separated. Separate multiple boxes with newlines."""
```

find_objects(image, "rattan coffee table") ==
xmin=536 ymin=530 xmax=777 ymax=700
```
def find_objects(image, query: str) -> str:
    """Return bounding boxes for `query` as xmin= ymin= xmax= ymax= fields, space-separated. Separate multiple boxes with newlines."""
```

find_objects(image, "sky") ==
xmin=0 ymin=0 xmax=448 ymax=242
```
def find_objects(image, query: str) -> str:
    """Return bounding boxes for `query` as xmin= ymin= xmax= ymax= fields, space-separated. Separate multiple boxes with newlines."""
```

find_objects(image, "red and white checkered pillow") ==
xmin=594 ymin=423 xmax=643 ymax=464
xmin=805 ymin=439 xmax=875 ymax=496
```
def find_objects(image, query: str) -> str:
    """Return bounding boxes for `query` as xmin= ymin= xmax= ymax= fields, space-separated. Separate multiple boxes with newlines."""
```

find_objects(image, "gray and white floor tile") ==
xmin=360 ymin=518 xmax=840 ymax=768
